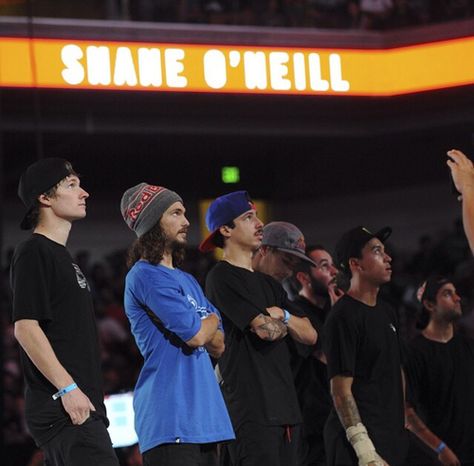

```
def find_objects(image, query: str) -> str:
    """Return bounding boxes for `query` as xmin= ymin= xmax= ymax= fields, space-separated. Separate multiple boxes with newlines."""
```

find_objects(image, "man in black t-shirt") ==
xmin=404 ymin=276 xmax=474 ymax=466
xmin=323 ymin=226 xmax=408 ymax=466
xmin=200 ymin=191 xmax=316 ymax=466
xmin=288 ymin=246 xmax=341 ymax=466
xmin=10 ymin=159 xmax=118 ymax=466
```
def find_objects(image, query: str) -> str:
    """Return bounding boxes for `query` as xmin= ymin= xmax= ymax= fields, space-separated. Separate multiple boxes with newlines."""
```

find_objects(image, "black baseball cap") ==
xmin=18 ymin=158 xmax=74 ymax=230
xmin=335 ymin=226 xmax=392 ymax=272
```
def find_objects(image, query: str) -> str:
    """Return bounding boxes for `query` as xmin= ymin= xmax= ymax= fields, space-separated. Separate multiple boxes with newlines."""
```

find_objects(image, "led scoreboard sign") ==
xmin=0 ymin=36 xmax=473 ymax=96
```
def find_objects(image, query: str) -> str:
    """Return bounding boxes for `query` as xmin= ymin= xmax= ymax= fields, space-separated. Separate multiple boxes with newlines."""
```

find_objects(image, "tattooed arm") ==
xmin=330 ymin=375 xmax=388 ymax=466
xmin=266 ymin=306 xmax=317 ymax=345
xmin=330 ymin=375 xmax=362 ymax=427
xmin=249 ymin=313 xmax=288 ymax=341
xmin=405 ymin=403 xmax=460 ymax=466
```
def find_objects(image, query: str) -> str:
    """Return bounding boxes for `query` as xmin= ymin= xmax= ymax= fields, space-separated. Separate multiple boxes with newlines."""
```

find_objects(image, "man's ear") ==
xmin=422 ymin=299 xmax=435 ymax=313
xmin=219 ymin=225 xmax=232 ymax=239
xmin=348 ymin=257 xmax=360 ymax=272
xmin=38 ymin=193 xmax=52 ymax=207
xmin=296 ymin=271 xmax=309 ymax=287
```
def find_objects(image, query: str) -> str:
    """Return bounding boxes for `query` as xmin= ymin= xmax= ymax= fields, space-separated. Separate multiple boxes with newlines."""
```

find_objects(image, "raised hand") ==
xmin=447 ymin=149 xmax=474 ymax=199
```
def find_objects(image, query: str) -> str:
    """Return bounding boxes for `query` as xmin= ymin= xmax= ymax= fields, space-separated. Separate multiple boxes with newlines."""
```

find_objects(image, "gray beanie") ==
xmin=120 ymin=182 xmax=183 ymax=237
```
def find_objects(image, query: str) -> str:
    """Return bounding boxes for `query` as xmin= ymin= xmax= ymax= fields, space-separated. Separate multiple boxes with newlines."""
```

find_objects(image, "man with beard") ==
xmin=201 ymin=192 xmax=316 ymax=466
xmin=288 ymin=246 xmax=342 ymax=466
xmin=404 ymin=276 xmax=474 ymax=466
xmin=323 ymin=226 xmax=408 ymax=466
xmin=121 ymin=183 xmax=234 ymax=466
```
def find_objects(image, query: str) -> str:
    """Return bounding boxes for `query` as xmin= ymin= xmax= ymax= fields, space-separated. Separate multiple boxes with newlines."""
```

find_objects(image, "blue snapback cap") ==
xmin=199 ymin=190 xmax=255 ymax=252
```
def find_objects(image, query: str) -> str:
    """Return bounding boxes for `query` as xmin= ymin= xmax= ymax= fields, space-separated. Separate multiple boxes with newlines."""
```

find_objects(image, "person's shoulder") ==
xmin=376 ymin=299 xmax=399 ymax=322
xmin=15 ymin=233 xmax=42 ymax=250
xmin=251 ymin=270 xmax=280 ymax=289
xmin=207 ymin=260 xmax=243 ymax=282
xmin=127 ymin=261 xmax=173 ymax=283
xmin=407 ymin=333 xmax=433 ymax=352
xmin=176 ymin=268 xmax=201 ymax=286
xmin=331 ymin=294 xmax=359 ymax=314
xmin=377 ymin=298 xmax=396 ymax=312
xmin=454 ymin=331 xmax=474 ymax=350
xmin=325 ymin=296 xmax=349 ymax=322
xmin=327 ymin=295 xmax=367 ymax=325
xmin=13 ymin=234 xmax=54 ymax=260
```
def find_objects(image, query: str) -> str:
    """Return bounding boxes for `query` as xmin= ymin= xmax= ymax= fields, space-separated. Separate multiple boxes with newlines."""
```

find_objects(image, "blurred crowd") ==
xmin=108 ymin=0 xmax=473 ymax=30
xmin=3 ymin=216 xmax=474 ymax=465
xmin=1 ymin=0 xmax=472 ymax=30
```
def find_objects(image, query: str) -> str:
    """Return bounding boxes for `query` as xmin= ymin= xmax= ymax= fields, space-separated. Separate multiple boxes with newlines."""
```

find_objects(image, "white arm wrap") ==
xmin=346 ymin=423 xmax=384 ymax=466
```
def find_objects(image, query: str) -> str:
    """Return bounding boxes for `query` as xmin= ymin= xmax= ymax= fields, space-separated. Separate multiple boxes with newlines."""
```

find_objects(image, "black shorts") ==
xmin=42 ymin=416 xmax=119 ymax=466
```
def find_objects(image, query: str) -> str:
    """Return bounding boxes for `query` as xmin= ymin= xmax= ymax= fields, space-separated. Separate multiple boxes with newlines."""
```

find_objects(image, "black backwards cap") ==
xmin=18 ymin=158 xmax=74 ymax=230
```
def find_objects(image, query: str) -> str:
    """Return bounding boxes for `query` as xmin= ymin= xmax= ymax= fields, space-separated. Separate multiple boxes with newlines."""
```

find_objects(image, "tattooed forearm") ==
xmin=252 ymin=314 xmax=288 ymax=341
xmin=334 ymin=394 xmax=362 ymax=428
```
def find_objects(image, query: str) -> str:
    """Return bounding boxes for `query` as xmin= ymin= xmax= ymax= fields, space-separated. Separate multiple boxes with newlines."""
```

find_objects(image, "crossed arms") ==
xmin=250 ymin=307 xmax=317 ymax=344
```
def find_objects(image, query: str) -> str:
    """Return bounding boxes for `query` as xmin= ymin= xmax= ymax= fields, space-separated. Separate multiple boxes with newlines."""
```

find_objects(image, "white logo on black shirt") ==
xmin=72 ymin=263 xmax=90 ymax=290
xmin=389 ymin=323 xmax=396 ymax=333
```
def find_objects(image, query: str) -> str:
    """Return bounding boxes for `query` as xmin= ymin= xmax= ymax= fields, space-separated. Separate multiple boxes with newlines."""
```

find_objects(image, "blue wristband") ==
xmin=283 ymin=309 xmax=291 ymax=325
xmin=52 ymin=382 xmax=78 ymax=400
xmin=435 ymin=442 xmax=446 ymax=454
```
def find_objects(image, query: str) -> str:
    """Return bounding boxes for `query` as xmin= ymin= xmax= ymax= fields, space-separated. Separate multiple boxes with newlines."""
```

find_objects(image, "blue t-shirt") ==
xmin=124 ymin=261 xmax=234 ymax=453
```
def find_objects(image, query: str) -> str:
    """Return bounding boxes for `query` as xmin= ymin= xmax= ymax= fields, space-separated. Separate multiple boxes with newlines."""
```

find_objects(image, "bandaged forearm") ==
xmin=346 ymin=423 xmax=383 ymax=466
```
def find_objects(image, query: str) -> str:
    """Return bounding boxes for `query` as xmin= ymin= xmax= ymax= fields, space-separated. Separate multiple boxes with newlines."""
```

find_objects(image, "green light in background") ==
xmin=221 ymin=166 xmax=240 ymax=184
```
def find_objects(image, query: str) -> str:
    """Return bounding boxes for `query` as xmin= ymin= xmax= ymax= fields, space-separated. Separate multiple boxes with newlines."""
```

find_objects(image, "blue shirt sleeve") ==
xmin=206 ymin=299 xmax=224 ymax=332
xmin=137 ymin=267 xmax=202 ymax=343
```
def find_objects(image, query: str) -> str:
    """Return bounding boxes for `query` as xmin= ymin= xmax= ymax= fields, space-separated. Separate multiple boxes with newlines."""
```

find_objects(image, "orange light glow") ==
xmin=0 ymin=36 xmax=473 ymax=96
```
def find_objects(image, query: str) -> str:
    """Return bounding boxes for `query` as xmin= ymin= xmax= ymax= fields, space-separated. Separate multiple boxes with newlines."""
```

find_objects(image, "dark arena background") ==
xmin=1 ymin=2 xmax=474 ymax=465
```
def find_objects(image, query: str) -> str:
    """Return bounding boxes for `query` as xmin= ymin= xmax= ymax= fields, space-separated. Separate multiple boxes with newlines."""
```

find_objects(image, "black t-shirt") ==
xmin=10 ymin=234 xmax=106 ymax=446
xmin=405 ymin=332 xmax=474 ymax=463
xmin=288 ymin=296 xmax=331 ymax=436
xmin=205 ymin=261 xmax=301 ymax=428
xmin=323 ymin=295 xmax=408 ymax=466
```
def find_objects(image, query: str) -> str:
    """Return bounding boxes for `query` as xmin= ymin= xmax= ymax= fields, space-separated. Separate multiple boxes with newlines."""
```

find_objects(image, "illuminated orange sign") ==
xmin=0 ymin=36 xmax=473 ymax=96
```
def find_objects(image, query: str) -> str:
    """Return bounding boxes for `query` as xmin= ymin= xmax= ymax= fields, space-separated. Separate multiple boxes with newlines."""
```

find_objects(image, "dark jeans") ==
xmin=227 ymin=422 xmax=298 ymax=466
xmin=143 ymin=442 xmax=218 ymax=466
xmin=42 ymin=416 xmax=119 ymax=466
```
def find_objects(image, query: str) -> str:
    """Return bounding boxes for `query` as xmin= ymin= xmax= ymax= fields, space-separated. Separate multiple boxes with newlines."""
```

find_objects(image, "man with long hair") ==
xmin=121 ymin=183 xmax=234 ymax=466
xmin=11 ymin=158 xmax=119 ymax=466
